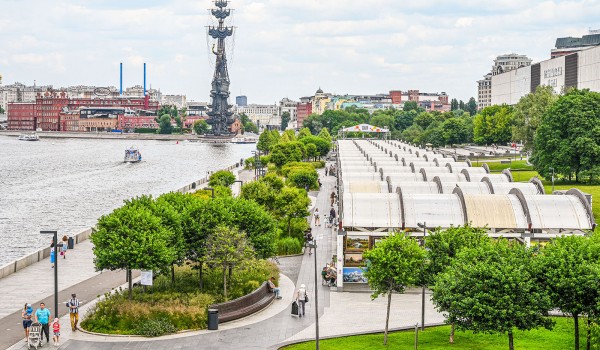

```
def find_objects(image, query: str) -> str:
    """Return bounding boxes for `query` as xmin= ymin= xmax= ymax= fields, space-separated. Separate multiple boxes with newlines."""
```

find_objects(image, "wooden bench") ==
xmin=208 ymin=281 xmax=275 ymax=323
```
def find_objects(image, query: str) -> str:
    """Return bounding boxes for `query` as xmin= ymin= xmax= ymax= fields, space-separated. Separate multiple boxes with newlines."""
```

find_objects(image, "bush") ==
xmin=278 ymin=218 xmax=309 ymax=241
xmin=203 ymin=259 xmax=279 ymax=301
xmin=281 ymin=162 xmax=315 ymax=177
xmin=208 ymin=170 xmax=236 ymax=187
xmin=245 ymin=157 xmax=255 ymax=169
xmin=134 ymin=128 xmax=158 ymax=134
xmin=277 ymin=237 xmax=303 ymax=255
xmin=308 ymin=161 xmax=325 ymax=169
xmin=287 ymin=167 xmax=319 ymax=190
xmin=135 ymin=318 xmax=177 ymax=337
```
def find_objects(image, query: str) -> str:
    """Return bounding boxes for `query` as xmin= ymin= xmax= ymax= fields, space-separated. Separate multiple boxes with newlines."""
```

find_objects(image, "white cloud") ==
xmin=0 ymin=0 xmax=598 ymax=102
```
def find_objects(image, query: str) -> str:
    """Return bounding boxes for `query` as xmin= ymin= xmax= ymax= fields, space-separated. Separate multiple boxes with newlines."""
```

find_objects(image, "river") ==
xmin=0 ymin=136 xmax=255 ymax=265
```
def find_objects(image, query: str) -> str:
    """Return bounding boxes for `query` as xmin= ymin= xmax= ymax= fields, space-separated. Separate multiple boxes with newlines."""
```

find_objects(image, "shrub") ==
xmin=277 ymin=237 xmax=303 ymax=255
xmin=208 ymin=170 xmax=236 ymax=187
xmin=281 ymin=162 xmax=314 ymax=177
xmin=308 ymin=161 xmax=326 ymax=169
xmin=135 ymin=318 xmax=177 ymax=337
xmin=287 ymin=167 xmax=319 ymax=190
xmin=245 ymin=157 xmax=255 ymax=169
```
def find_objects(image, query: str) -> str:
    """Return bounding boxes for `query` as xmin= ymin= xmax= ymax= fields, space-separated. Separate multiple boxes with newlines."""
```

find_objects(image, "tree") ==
xmin=274 ymin=187 xmax=310 ymax=236
xmin=403 ymin=101 xmax=419 ymax=112
xmin=240 ymin=181 xmax=277 ymax=212
xmin=432 ymin=240 xmax=552 ymax=350
xmin=281 ymin=111 xmax=291 ymax=130
xmin=473 ymin=104 xmax=514 ymax=145
xmin=270 ymin=141 xmax=305 ymax=167
xmin=394 ymin=110 xmax=417 ymax=132
xmin=297 ymin=127 xmax=312 ymax=139
xmin=204 ymin=226 xmax=255 ymax=300
xmin=193 ymin=119 xmax=209 ymax=135
xmin=450 ymin=98 xmax=459 ymax=111
xmin=317 ymin=127 xmax=332 ymax=143
xmin=537 ymin=236 xmax=600 ymax=350
xmin=439 ymin=117 xmax=469 ymax=146
xmin=287 ymin=167 xmax=319 ymax=190
xmin=370 ymin=113 xmax=395 ymax=131
xmin=532 ymin=89 xmax=600 ymax=182
xmin=209 ymin=170 xmax=236 ymax=187
xmin=282 ymin=129 xmax=296 ymax=142
xmin=0 ymin=106 xmax=5 ymax=114
xmin=158 ymin=114 xmax=174 ymax=134
xmin=305 ymin=143 xmax=318 ymax=161
xmin=256 ymin=130 xmax=275 ymax=152
xmin=299 ymin=135 xmax=330 ymax=158
xmin=459 ymin=100 xmax=465 ymax=111
xmin=425 ymin=225 xmax=490 ymax=342
xmin=401 ymin=124 xmax=424 ymax=144
xmin=511 ymin=85 xmax=558 ymax=152
xmin=243 ymin=121 xmax=259 ymax=134
xmin=363 ymin=232 xmax=425 ymax=345
xmin=91 ymin=202 xmax=175 ymax=298
xmin=466 ymin=97 xmax=478 ymax=116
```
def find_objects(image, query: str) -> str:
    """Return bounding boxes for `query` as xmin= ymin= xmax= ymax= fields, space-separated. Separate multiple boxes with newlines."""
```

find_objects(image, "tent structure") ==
xmin=338 ymin=124 xmax=390 ymax=139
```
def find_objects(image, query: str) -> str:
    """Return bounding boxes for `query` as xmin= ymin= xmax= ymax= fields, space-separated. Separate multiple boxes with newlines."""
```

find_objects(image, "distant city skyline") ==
xmin=0 ymin=0 xmax=598 ymax=104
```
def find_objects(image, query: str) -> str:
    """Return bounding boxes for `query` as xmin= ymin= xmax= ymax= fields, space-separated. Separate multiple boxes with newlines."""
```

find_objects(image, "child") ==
xmin=51 ymin=318 xmax=60 ymax=346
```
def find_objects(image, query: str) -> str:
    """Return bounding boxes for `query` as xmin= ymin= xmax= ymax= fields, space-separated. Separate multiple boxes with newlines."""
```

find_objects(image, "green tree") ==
xmin=466 ymin=97 xmax=478 ymax=116
xmin=158 ymin=114 xmax=174 ymax=134
xmin=425 ymin=224 xmax=490 ymax=342
xmin=209 ymin=170 xmax=236 ymax=187
xmin=157 ymin=105 xmax=178 ymax=118
xmin=305 ymin=143 xmax=318 ymax=161
xmin=473 ymin=104 xmax=514 ymax=145
xmin=439 ymin=117 xmax=469 ymax=146
xmin=204 ymin=226 xmax=255 ymax=300
xmin=363 ymin=232 xmax=425 ymax=345
xmin=532 ymin=89 xmax=600 ymax=182
xmin=282 ymin=129 xmax=296 ymax=142
xmin=193 ymin=119 xmax=209 ymax=135
xmin=401 ymin=124 xmax=424 ymax=144
xmin=369 ymin=113 xmax=395 ymax=131
xmin=270 ymin=141 xmax=306 ymax=167
xmin=274 ymin=187 xmax=310 ymax=236
xmin=281 ymin=111 xmax=291 ymax=130
xmin=450 ymin=98 xmax=459 ymax=111
xmin=91 ymin=202 xmax=175 ymax=298
xmin=317 ymin=127 xmax=332 ymax=143
xmin=403 ymin=101 xmax=419 ymax=112
xmin=297 ymin=127 xmax=312 ymax=139
xmin=432 ymin=240 xmax=553 ymax=350
xmin=257 ymin=130 xmax=276 ymax=152
xmin=459 ymin=100 xmax=465 ymax=111
xmin=394 ymin=110 xmax=417 ymax=132
xmin=243 ymin=121 xmax=259 ymax=134
xmin=299 ymin=135 xmax=330 ymax=158
xmin=287 ymin=167 xmax=318 ymax=190
xmin=511 ymin=85 xmax=558 ymax=152
xmin=538 ymin=236 xmax=600 ymax=350
xmin=240 ymin=181 xmax=277 ymax=212
xmin=0 ymin=106 xmax=5 ymax=114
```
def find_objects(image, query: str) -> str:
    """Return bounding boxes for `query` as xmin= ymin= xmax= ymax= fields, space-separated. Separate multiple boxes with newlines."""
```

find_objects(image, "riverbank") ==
xmin=0 ymin=130 xmax=227 ymax=141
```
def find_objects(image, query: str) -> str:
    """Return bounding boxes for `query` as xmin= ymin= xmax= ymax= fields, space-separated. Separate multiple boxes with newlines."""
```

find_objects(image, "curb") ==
xmin=271 ymin=322 xmax=446 ymax=350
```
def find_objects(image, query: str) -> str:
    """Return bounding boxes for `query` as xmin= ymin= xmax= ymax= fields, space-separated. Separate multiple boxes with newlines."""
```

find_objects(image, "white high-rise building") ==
xmin=477 ymin=53 xmax=532 ymax=109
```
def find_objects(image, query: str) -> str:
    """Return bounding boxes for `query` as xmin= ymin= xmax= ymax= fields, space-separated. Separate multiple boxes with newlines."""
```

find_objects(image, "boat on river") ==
xmin=124 ymin=147 xmax=142 ymax=163
xmin=18 ymin=133 xmax=39 ymax=141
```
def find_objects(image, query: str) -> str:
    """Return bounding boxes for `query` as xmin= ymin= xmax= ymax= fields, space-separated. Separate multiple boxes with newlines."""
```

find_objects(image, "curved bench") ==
xmin=208 ymin=281 xmax=275 ymax=323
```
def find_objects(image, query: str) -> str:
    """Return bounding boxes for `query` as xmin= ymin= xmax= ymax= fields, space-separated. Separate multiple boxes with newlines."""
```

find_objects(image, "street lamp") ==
xmin=203 ymin=187 xmax=215 ymax=198
xmin=550 ymin=167 xmax=555 ymax=193
xmin=307 ymin=239 xmax=320 ymax=350
xmin=417 ymin=222 xmax=426 ymax=331
xmin=41 ymin=230 xmax=59 ymax=318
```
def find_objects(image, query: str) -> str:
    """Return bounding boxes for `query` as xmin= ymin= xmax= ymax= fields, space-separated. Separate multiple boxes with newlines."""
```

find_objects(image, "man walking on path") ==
xmin=295 ymin=284 xmax=308 ymax=317
xmin=67 ymin=293 xmax=80 ymax=331
xmin=34 ymin=302 xmax=51 ymax=344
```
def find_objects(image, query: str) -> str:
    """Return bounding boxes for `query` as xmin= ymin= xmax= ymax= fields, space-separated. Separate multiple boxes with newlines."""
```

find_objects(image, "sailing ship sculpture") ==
xmin=206 ymin=0 xmax=235 ymax=137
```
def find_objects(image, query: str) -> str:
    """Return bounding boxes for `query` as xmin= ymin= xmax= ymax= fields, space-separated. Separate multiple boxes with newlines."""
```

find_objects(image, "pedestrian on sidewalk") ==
xmin=67 ymin=293 xmax=80 ymax=331
xmin=314 ymin=208 xmax=320 ymax=226
xmin=61 ymin=235 xmax=68 ymax=259
xmin=330 ymin=191 xmax=336 ymax=206
xmin=22 ymin=303 xmax=33 ymax=342
xmin=295 ymin=284 xmax=308 ymax=317
xmin=34 ymin=302 xmax=51 ymax=344
xmin=51 ymin=318 xmax=61 ymax=346
xmin=50 ymin=249 xmax=55 ymax=269
xmin=304 ymin=230 xmax=314 ymax=255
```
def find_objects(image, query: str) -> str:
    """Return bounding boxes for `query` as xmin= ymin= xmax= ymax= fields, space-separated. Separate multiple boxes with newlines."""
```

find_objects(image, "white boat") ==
xmin=124 ymin=147 xmax=142 ymax=163
xmin=18 ymin=133 xmax=40 ymax=141
xmin=230 ymin=136 xmax=258 ymax=144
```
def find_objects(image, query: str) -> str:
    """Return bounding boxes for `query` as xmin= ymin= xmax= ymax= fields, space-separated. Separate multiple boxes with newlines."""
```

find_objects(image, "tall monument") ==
xmin=206 ymin=0 xmax=234 ymax=136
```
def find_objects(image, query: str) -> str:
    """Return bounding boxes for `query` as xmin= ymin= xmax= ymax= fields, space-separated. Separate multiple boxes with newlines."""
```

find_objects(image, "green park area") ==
xmin=81 ymin=128 xmax=332 ymax=337
xmin=283 ymin=317 xmax=586 ymax=350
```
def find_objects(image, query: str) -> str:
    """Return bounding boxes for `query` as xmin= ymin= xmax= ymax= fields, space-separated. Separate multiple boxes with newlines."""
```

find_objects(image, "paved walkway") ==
xmin=3 ymin=166 xmax=446 ymax=350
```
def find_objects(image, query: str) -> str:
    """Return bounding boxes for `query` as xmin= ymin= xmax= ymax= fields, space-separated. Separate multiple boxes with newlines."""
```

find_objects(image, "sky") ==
xmin=0 ymin=0 xmax=598 ymax=104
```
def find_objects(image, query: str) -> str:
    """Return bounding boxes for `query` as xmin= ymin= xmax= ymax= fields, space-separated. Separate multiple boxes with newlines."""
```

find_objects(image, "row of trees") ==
xmin=365 ymin=226 xmax=600 ymax=350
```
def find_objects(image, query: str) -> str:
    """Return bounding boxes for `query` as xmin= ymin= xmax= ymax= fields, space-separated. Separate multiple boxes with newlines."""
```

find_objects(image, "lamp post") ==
xmin=308 ymin=240 xmax=320 ymax=349
xmin=550 ymin=167 xmax=555 ymax=193
xmin=41 ymin=230 xmax=59 ymax=318
xmin=417 ymin=222 xmax=426 ymax=331
xmin=203 ymin=187 xmax=215 ymax=198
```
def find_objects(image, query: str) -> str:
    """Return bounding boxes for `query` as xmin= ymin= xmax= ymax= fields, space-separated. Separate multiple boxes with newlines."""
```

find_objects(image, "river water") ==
xmin=0 ymin=136 xmax=254 ymax=265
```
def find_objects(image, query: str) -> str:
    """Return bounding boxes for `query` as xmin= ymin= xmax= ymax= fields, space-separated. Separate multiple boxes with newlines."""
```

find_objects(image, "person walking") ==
xmin=34 ymin=302 xmax=51 ymax=344
xmin=67 ymin=293 xmax=80 ymax=331
xmin=314 ymin=208 xmax=320 ymax=226
xmin=304 ymin=230 xmax=314 ymax=255
xmin=61 ymin=235 xmax=68 ymax=259
xmin=295 ymin=284 xmax=308 ymax=318
xmin=21 ymin=303 xmax=33 ymax=342
xmin=51 ymin=318 xmax=61 ymax=346
xmin=50 ymin=249 xmax=55 ymax=269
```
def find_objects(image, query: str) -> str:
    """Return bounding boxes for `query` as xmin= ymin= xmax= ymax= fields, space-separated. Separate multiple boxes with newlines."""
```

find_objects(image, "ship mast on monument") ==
xmin=206 ymin=0 xmax=235 ymax=137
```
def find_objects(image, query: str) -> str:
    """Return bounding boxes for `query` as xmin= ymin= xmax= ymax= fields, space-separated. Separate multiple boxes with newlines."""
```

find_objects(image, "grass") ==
xmin=282 ymin=317 xmax=589 ymax=350
xmin=485 ymin=160 xmax=534 ymax=172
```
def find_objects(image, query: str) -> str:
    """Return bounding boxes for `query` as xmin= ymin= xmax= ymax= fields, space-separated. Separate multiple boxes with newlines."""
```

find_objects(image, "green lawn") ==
xmin=484 ymin=160 xmax=534 ymax=172
xmin=282 ymin=317 xmax=586 ymax=350
xmin=542 ymin=182 xmax=600 ymax=222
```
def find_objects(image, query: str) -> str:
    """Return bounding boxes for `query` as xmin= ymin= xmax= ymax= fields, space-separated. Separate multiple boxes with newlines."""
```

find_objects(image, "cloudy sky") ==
xmin=0 ymin=0 xmax=598 ymax=103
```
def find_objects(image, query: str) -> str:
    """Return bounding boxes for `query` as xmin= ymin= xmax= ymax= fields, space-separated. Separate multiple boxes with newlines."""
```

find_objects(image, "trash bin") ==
xmin=68 ymin=237 xmax=75 ymax=249
xmin=208 ymin=309 xmax=219 ymax=330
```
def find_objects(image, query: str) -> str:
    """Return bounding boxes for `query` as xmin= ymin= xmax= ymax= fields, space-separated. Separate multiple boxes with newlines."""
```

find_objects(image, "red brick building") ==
xmin=117 ymin=115 xmax=159 ymax=131
xmin=390 ymin=90 xmax=402 ymax=104
xmin=296 ymin=102 xmax=312 ymax=127
xmin=7 ymin=103 xmax=36 ymax=130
